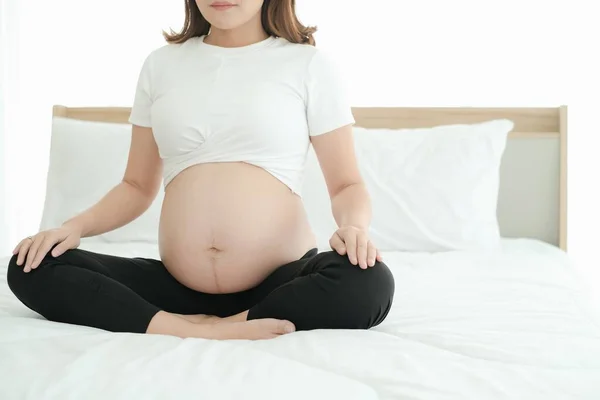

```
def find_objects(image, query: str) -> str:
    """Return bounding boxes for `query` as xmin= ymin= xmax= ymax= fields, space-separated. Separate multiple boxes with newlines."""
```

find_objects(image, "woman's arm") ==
xmin=310 ymin=124 xmax=370 ymax=229
xmin=15 ymin=125 xmax=163 ymax=271
xmin=310 ymin=124 xmax=381 ymax=269
xmin=63 ymin=125 xmax=163 ymax=237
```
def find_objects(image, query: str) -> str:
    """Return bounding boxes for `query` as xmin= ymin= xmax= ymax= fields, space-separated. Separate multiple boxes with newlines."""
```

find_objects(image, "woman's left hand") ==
xmin=329 ymin=226 xmax=383 ymax=269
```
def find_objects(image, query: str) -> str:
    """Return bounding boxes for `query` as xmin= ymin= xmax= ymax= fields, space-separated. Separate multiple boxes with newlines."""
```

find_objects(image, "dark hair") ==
xmin=163 ymin=0 xmax=317 ymax=46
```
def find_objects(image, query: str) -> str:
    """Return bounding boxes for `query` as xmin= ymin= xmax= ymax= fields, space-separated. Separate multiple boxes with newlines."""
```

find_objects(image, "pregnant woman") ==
xmin=7 ymin=0 xmax=395 ymax=340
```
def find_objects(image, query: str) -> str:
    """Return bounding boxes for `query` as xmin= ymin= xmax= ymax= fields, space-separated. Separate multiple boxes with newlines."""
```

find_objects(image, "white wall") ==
xmin=1 ymin=0 xmax=182 ymax=255
xmin=1 ymin=0 xmax=599 ymax=265
xmin=0 ymin=3 xmax=4 ymax=252
xmin=0 ymin=0 xmax=14 ymax=252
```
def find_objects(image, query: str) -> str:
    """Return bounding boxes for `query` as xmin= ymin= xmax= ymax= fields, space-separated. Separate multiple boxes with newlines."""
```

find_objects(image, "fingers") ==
xmin=51 ymin=239 xmax=73 ymax=258
xmin=329 ymin=232 xmax=347 ymax=256
xmin=356 ymin=233 xmax=369 ymax=269
xmin=15 ymin=229 xmax=73 ymax=272
xmin=333 ymin=227 xmax=382 ymax=269
xmin=16 ymin=239 xmax=33 ymax=267
xmin=30 ymin=236 xmax=58 ymax=270
xmin=13 ymin=240 xmax=23 ymax=255
xmin=376 ymin=249 xmax=383 ymax=262
xmin=24 ymin=235 xmax=46 ymax=272
xmin=367 ymin=241 xmax=377 ymax=267
xmin=344 ymin=231 xmax=358 ymax=266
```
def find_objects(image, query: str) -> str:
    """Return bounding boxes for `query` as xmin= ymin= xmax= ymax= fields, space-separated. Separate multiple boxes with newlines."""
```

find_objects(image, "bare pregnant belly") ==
xmin=158 ymin=162 xmax=317 ymax=294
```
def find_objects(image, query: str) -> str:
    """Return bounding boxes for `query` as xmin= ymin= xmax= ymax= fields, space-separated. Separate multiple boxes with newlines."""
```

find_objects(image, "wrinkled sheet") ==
xmin=1 ymin=239 xmax=599 ymax=400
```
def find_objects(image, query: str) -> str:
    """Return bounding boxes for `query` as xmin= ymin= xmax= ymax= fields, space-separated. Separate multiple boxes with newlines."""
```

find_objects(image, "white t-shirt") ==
xmin=129 ymin=35 xmax=355 ymax=194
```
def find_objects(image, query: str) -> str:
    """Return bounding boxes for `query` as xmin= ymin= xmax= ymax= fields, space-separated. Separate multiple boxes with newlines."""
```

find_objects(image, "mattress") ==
xmin=1 ymin=238 xmax=599 ymax=400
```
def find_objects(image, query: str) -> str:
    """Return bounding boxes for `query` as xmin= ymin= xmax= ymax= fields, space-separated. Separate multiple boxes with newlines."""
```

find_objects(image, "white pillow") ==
xmin=301 ymin=119 xmax=513 ymax=252
xmin=39 ymin=117 xmax=163 ymax=244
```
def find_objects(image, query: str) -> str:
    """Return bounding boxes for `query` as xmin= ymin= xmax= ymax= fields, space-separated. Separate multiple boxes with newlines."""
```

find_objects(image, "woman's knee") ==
xmin=322 ymin=251 xmax=396 ymax=328
xmin=7 ymin=254 xmax=52 ymax=302
xmin=7 ymin=255 xmax=27 ymax=290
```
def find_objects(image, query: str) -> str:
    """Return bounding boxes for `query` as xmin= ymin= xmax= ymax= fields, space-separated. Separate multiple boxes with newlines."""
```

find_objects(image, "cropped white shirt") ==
xmin=128 ymin=35 xmax=355 ymax=194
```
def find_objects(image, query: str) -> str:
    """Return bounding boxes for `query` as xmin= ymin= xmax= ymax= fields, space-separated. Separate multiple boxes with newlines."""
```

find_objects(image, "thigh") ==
xmin=244 ymin=248 xmax=319 ymax=301
xmin=247 ymin=250 xmax=395 ymax=330
xmin=49 ymin=248 xmax=247 ymax=316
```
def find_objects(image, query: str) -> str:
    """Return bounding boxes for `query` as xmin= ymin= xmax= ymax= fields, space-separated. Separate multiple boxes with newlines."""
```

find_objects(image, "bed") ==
xmin=1 ymin=106 xmax=599 ymax=400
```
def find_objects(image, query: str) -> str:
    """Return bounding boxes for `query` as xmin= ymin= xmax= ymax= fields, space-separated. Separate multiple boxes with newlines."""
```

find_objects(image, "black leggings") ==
xmin=7 ymin=248 xmax=395 ymax=333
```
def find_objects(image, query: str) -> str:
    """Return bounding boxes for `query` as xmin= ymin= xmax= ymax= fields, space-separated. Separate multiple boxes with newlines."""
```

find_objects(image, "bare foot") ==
xmin=203 ymin=319 xmax=296 ymax=340
xmin=176 ymin=314 xmax=221 ymax=324
xmin=177 ymin=311 xmax=248 ymax=325
xmin=147 ymin=311 xmax=294 ymax=340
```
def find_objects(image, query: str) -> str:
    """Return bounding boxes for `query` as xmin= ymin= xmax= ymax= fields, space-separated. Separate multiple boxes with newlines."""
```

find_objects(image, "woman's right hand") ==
xmin=13 ymin=224 xmax=82 ymax=273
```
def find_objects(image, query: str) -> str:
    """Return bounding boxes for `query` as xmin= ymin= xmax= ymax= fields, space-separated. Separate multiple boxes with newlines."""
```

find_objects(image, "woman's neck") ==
xmin=204 ymin=15 xmax=268 ymax=48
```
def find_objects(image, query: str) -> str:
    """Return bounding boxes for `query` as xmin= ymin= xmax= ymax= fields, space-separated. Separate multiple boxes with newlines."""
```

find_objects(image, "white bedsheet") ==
xmin=1 ymin=239 xmax=599 ymax=400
